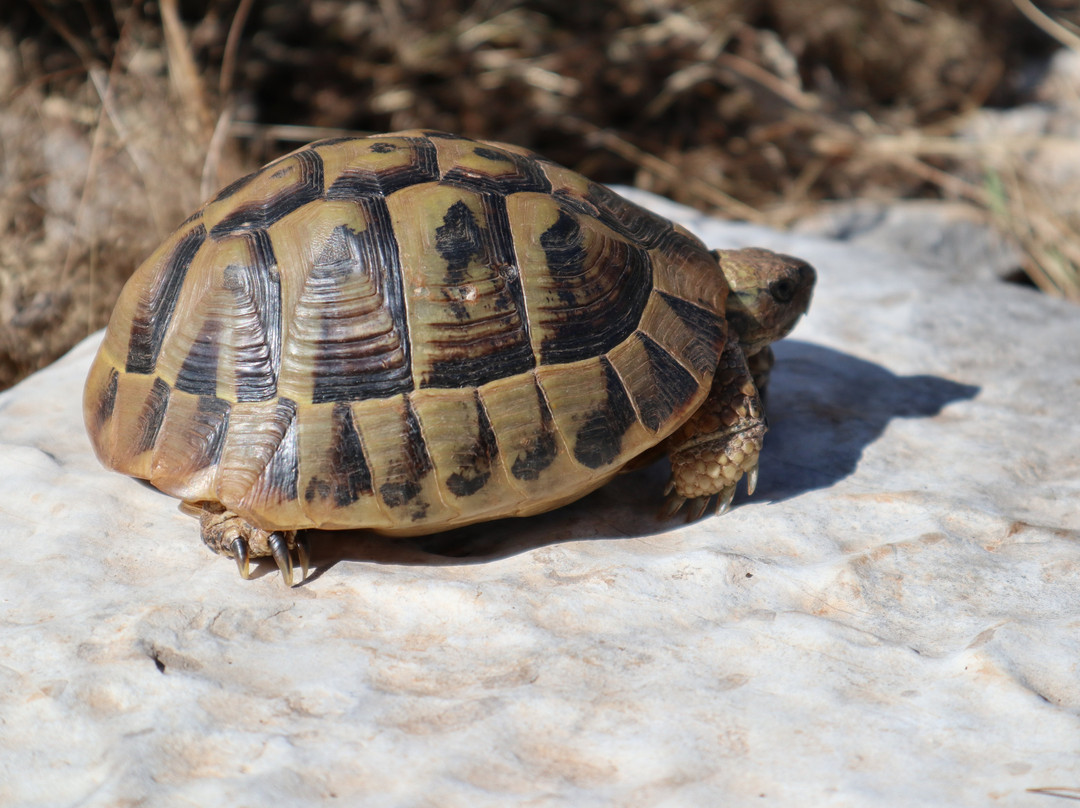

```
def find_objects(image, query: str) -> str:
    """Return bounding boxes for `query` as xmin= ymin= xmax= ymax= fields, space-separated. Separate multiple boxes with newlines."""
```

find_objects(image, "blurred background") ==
xmin=1 ymin=0 xmax=1077 ymax=390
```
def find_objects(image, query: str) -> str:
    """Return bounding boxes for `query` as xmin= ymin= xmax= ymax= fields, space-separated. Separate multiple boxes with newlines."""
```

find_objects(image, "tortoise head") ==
xmin=712 ymin=247 xmax=816 ymax=355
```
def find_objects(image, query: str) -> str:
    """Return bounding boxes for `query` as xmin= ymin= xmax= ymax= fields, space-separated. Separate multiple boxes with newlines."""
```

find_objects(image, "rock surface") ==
xmin=791 ymin=199 xmax=1024 ymax=284
xmin=1 ymin=189 xmax=1078 ymax=807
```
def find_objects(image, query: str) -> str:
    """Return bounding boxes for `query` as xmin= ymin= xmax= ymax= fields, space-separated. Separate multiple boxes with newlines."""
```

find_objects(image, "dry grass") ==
xmin=0 ymin=0 xmax=1077 ymax=389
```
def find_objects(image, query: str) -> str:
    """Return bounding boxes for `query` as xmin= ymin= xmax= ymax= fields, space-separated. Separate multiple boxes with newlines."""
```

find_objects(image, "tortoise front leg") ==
xmin=746 ymin=344 xmax=774 ymax=405
xmin=181 ymin=501 xmax=309 ymax=585
xmin=660 ymin=341 xmax=766 ymax=520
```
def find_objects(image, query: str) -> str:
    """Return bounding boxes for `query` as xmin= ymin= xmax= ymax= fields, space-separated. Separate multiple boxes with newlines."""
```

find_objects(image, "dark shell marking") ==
xmin=424 ymin=197 xmax=534 ymax=387
xmin=133 ymin=377 xmax=171 ymax=455
xmin=191 ymin=396 xmax=231 ymax=470
xmin=300 ymin=205 xmax=413 ymax=404
xmin=377 ymin=395 xmax=434 ymax=511
xmin=92 ymin=366 xmax=119 ymax=435
xmin=125 ymin=224 xmax=206 ymax=375
xmin=86 ymin=131 xmax=727 ymax=533
xmin=325 ymin=401 xmax=374 ymax=505
xmin=572 ymin=358 xmax=638 ymax=469
xmin=509 ymin=378 xmax=558 ymax=482
xmin=444 ymin=392 xmax=500 ymax=498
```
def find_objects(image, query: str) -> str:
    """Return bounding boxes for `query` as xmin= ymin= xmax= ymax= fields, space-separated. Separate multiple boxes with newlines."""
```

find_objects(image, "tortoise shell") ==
xmin=83 ymin=130 xmax=729 ymax=537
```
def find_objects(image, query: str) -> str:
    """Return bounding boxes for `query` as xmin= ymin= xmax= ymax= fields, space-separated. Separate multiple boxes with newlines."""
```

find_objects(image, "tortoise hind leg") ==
xmin=659 ymin=340 xmax=766 ymax=520
xmin=180 ymin=501 xmax=308 ymax=585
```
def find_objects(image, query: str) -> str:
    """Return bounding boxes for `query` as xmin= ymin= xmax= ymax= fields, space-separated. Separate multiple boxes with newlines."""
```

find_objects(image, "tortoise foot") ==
xmin=660 ymin=414 xmax=764 ymax=524
xmin=659 ymin=475 xmax=742 ymax=523
xmin=183 ymin=502 xmax=305 ymax=586
xmin=266 ymin=533 xmax=311 ymax=587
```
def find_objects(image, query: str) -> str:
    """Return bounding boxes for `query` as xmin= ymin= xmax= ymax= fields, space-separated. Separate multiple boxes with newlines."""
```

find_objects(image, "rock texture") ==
xmin=1 ymin=189 xmax=1078 ymax=807
xmin=791 ymin=199 xmax=1024 ymax=284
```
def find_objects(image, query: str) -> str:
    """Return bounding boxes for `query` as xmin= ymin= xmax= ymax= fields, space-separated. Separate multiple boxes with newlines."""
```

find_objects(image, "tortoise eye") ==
xmin=769 ymin=278 xmax=796 ymax=304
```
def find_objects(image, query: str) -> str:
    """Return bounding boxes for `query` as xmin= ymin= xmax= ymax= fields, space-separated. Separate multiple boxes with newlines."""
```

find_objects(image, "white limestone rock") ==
xmin=789 ymin=199 xmax=1024 ymax=284
xmin=1 ymin=189 xmax=1078 ymax=807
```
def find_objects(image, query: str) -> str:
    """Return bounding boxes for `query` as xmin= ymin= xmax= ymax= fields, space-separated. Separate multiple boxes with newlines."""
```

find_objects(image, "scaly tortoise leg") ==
xmin=660 ymin=340 xmax=767 ymax=520
xmin=745 ymin=344 xmax=774 ymax=406
xmin=180 ymin=502 xmax=310 ymax=586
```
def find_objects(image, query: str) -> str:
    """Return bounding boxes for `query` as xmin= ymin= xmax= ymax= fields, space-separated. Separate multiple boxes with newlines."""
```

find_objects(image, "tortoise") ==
xmin=83 ymin=130 xmax=815 ymax=586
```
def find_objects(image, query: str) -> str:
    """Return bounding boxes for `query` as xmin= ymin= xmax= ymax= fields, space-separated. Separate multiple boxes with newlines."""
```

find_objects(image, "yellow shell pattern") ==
xmin=84 ymin=131 xmax=729 ymax=536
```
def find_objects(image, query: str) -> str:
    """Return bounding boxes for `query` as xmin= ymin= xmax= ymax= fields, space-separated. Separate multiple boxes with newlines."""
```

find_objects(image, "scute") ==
xmin=274 ymin=197 xmax=413 ymax=404
xmin=387 ymin=182 xmax=535 ymax=387
xmin=84 ymin=130 xmax=729 ymax=536
xmin=319 ymin=135 xmax=440 ymax=199
xmin=204 ymin=148 xmax=325 ymax=237
xmin=607 ymin=332 xmax=702 ymax=434
xmin=150 ymin=392 xmax=231 ymax=500
xmin=124 ymin=223 xmax=206 ymax=375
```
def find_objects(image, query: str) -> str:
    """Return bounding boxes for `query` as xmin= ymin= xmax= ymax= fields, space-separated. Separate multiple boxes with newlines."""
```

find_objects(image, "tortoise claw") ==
xmin=746 ymin=463 xmax=759 ymax=496
xmin=296 ymin=535 xmax=311 ymax=582
xmin=659 ymin=492 xmax=687 ymax=519
xmin=268 ymin=533 xmax=294 ymax=587
xmin=660 ymin=475 xmax=745 ymax=522
xmin=231 ymin=537 xmax=250 ymax=580
xmin=715 ymin=485 xmax=737 ymax=516
xmin=686 ymin=495 xmax=713 ymax=522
